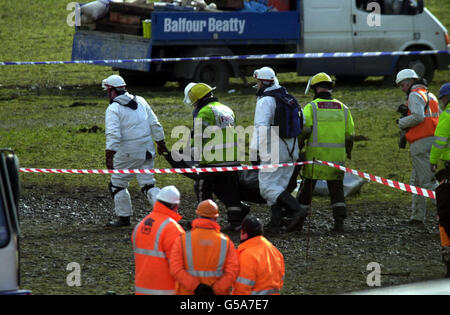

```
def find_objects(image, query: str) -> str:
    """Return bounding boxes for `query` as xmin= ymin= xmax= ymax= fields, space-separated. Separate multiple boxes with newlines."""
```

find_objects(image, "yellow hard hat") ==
xmin=305 ymin=72 xmax=333 ymax=94
xmin=196 ymin=199 xmax=219 ymax=218
xmin=188 ymin=83 xmax=216 ymax=104
xmin=311 ymin=72 xmax=332 ymax=85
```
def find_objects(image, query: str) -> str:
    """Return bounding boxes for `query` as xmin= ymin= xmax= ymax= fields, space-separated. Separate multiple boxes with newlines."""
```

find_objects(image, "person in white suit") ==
xmin=250 ymin=67 xmax=307 ymax=234
xmin=102 ymin=74 xmax=168 ymax=227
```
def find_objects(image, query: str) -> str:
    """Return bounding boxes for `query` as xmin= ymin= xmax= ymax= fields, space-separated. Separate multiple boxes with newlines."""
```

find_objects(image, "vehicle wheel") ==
xmin=335 ymin=76 xmax=367 ymax=84
xmin=194 ymin=61 xmax=229 ymax=92
xmin=397 ymin=54 xmax=434 ymax=84
xmin=119 ymin=69 xmax=167 ymax=87
xmin=177 ymin=78 xmax=191 ymax=90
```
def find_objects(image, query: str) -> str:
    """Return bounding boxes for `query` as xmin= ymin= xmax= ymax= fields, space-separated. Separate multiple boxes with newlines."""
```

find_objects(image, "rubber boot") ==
xmin=224 ymin=206 xmax=244 ymax=232
xmin=265 ymin=204 xmax=282 ymax=235
xmin=240 ymin=202 xmax=251 ymax=219
xmin=332 ymin=218 xmax=344 ymax=233
xmin=332 ymin=206 xmax=347 ymax=233
xmin=106 ymin=216 xmax=130 ymax=227
xmin=276 ymin=190 xmax=307 ymax=232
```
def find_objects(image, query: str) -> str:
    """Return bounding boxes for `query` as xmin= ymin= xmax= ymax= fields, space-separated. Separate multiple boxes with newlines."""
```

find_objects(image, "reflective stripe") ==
xmin=308 ymin=142 xmax=345 ymax=148
xmin=185 ymin=231 xmax=195 ymax=271
xmin=188 ymin=270 xmax=224 ymax=277
xmin=134 ymin=248 xmax=166 ymax=258
xmin=331 ymin=202 xmax=346 ymax=208
xmin=433 ymin=143 xmax=449 ymax=149
xmin=227 ymin=206 xmax=242 ymax=213
xmin=133 ymin=217 xmax=175 ymax=258
xmin=434 ymin=136 xmax=449 ymax=142
xmin=217 ymin=235 xmax=228 ymax=272
xmin=236 ymin=277 xmax=256 ymax=286
xmin=135 ymin=286 xmax=175 ymax=295
xmin=251 ymin=288 xmax=280 ymax=295
xmin=425 ymin=112 xmax=440 ymax=118
xmin=185 ymin=231 xmax=228 ymax=278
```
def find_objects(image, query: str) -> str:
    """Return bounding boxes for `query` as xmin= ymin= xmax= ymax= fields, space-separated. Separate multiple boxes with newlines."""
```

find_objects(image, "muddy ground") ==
xmin=17 ymin=184 xmax=446 ymax=295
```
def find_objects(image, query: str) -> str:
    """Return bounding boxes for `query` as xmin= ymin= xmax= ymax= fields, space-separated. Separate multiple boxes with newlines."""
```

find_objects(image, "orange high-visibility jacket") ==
xmin=440 ymin=225 xmax=450 ymax=247
xmin=132 ymin=201 xmax=185 ymax=295
xmin=405 ymin=86 xmax=440 ymax=143
xmin=169 ymin=218 xmax=239 ymax=295
xmin=232 ymin=235 xmax=285 ymax=295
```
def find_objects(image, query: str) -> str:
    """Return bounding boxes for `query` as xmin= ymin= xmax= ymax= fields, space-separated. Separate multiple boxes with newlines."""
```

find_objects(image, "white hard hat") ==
xmin=157 ymin=185 xmax=180 ymax=205
xmin=253 ymin=66 xmax=276 ymax=81
xmin=102 ymin=74 xmax=126 ymax=90
xmin=183 ymin=82 xmax=197 ymax=105
xmin=395 ymin=69 xmax=419 ymax=85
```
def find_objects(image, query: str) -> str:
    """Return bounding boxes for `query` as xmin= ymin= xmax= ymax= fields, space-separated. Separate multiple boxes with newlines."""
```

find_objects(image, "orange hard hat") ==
xmin=196 ymin=200 xmax=219 ymax=218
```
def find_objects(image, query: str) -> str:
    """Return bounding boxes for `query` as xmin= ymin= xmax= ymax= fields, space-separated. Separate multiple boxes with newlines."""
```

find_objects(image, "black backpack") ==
xmin=262 ymin=87 xmax=303 ymax=139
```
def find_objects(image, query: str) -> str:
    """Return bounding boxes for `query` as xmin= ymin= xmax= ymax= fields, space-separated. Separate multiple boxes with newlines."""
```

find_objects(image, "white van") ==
xmin=0 ymin=150 xmax=29 ymax=295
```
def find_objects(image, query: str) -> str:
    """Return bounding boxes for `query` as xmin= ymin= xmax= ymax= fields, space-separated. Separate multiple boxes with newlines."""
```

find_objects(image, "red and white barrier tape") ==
xmin=19 ymin=160 xmax=435 ymax=199
xmin=316 ymin=160 xmax=435 ymax=200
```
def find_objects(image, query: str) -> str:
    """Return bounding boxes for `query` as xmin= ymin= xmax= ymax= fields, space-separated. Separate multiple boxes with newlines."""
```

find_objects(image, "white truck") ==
xmin=72 ymin=0 xmax=450 ymax=90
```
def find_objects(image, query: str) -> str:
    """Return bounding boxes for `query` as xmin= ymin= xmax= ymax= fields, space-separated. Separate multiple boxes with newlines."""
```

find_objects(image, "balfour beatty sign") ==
xmin=152 ymin=12 xmax=299 ymax=41
xmin=164 ymin=17 xmax=246 ymax=35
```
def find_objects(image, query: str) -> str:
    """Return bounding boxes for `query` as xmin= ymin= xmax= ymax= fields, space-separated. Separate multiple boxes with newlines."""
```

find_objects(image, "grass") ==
xmin=0 ymin=0 xmax=448 ymax=295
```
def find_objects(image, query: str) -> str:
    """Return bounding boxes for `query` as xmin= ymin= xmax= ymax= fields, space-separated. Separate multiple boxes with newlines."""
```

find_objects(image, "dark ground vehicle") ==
xmin=0 ymin=149 xmax=29 ymax=295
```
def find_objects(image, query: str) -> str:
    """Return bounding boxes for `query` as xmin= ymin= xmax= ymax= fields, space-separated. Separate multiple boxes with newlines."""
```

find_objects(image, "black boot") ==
xmin=332 ymin=218 xmax=344 ymax=233
xmin=265 ymin=204 xmax=282 ymax=235
xmin=106 ymin=216 xmax=130 ymax=227
xmin=332 ymin=206 xmax=347 ymax=233
xmin=276 ymin=191 xmax=307 ymax=232
xmin=224 ymin=206 xmax=245 ymax=232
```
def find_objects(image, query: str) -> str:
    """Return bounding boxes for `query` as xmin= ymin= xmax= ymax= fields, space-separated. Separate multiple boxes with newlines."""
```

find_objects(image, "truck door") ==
xmin=300 ymin=0 xmax=355 ymax=75
xmin=350 ymin=0 xmax=415 ymax=75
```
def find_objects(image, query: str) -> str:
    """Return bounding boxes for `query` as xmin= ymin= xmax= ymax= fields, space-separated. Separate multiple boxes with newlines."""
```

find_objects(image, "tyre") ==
xmin=194 ymin=61 xmax=229 ymax=92
xmin=397 ymin=54 xmax=434 ymax=84
xmin=335 ymin=76 xmax=367 ymax=84
xmin=118 ymin=69 xmax=167 ymax=87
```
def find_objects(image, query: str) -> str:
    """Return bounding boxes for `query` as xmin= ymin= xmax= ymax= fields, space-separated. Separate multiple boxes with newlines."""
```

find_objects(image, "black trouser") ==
xmin=196 ymin=170 xmax=243 ymax=224
xmin=296 ymin=178 xmax=347 ymax=220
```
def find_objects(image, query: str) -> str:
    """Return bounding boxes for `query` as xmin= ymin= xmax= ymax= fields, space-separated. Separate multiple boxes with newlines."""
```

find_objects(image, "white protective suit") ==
xmin=250 ymin=84 xmax=299 ymax=206
xmin=105 ymin=92 xmax=165 ymax=217
xmin=398 ymin=84 xmax=439 ymax=222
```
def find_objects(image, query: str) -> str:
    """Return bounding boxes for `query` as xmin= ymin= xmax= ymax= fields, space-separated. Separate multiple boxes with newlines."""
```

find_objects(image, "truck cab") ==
xmin=0 ymin=149 xmax=29 ymax=295
xmin=300 ymin=0 xmax=449 ymax=83
xmin=72 ymin=0 xmax=449 ymax=89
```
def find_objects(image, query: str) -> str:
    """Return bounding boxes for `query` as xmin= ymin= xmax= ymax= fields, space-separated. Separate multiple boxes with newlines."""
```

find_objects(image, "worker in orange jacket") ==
xmin=396 ymin=69 xmax=440 ymax=225
xmin=232 ymin=216 xmax=285 ymax=295
xmin=169 ymin=199 xmax=239 ymax=295
xmin=131 ymin=186 xmax=185 ymax=295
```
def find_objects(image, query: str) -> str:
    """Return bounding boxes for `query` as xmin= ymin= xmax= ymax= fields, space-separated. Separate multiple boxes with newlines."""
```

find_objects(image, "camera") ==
xmin=397 ymin=104 xmax=408 ymax=149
